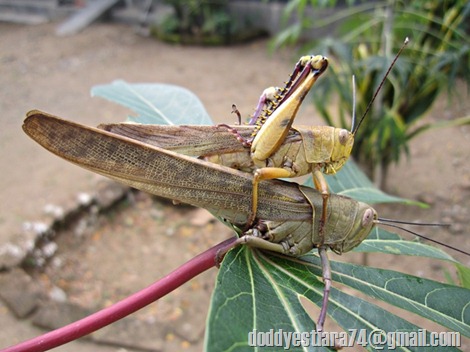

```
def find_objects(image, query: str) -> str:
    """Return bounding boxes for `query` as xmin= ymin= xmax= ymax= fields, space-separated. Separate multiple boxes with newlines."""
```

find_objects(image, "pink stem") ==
xmin=2 ymin=237 xmax=237 ymax=352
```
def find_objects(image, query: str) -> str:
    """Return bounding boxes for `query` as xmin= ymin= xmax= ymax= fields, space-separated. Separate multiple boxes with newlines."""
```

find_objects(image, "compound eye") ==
xmin=338 ymin=129 xmax=349 ymax=145
xmin=362 ymin=208 xmax=376 ymax=227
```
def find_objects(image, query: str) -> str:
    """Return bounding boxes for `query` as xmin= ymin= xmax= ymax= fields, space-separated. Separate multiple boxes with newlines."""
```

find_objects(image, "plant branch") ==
xmin=2 ymin=237 xmax=237 ymax=352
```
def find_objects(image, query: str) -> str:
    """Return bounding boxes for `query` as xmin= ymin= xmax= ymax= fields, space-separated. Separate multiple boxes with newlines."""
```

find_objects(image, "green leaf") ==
xmin=91 ymin=80 xmax=213 ymax=125
xmin=354 ymin=228 xmax=461 ymax=263
xmin=207 ymin=247 xmax=467 ymax=351
xmin=207 ymin=160 xmax=468 ymax=351
xmin=456 ymin=264 xmax=470 ymax=290
xmin=328 ymin=259 xmax=470 ymax=336
xmin=297 ymin=1 xmax=470 ymax=176
xmin=304 ymin=160 xmax=426 ymax=206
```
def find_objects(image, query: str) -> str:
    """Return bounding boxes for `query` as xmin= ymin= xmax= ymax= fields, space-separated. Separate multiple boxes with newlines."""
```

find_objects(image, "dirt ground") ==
xmin=0 ymin=21 xmax=469 ymax=351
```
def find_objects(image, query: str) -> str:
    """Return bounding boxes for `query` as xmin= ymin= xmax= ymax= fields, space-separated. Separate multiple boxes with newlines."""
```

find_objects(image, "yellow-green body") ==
xmin=208 ymin=125 xmax=354 ymax=179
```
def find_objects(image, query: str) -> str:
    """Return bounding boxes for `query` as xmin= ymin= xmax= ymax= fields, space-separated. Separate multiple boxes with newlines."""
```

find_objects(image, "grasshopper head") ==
xmin=329 ymin=205 xmax=377 ymax=254
xmin=324 ymin=128 xmax=355 ymax=174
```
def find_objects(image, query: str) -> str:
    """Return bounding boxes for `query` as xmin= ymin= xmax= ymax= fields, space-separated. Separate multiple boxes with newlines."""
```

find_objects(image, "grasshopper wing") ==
xmin=98 ymin=124 xmax=252 ymax=156
xmin=98 ymin=123 xmax=303 ymax=159
xmin=24 ymin=110 xmax=310 ymax=226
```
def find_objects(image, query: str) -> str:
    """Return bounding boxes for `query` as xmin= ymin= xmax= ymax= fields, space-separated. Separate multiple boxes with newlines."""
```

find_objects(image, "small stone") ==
xmin=43 ymin=204 xmax=65 ymax=220
xmin=32 ymin=301 xmax=92 ymax=330
xmin=22 ymin=221 xmax=49 ymax=235
xmin=77 ymin=192 xmax=93 ymax=206
xmin=49 ymin=286 xmax=67 ymax=302
xmin=41 ymin=241 xmax=58 ymax=258
xmin=0 ymin=268 xmax=45 ymax=318
xmin=0 ymin=229 xmax=36 ymax=269
xmin=0 ymin=243 xmax=25 ymax=268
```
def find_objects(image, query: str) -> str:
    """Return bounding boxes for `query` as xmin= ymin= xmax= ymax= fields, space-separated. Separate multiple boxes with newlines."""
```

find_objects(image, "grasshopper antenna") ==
xmin=350 ymin=75 xmax=357 ymax=132
xmin=352 ymin=37 xmax=410 ymax=135
xmin=376 ymin=217 xmax=470 ymax=257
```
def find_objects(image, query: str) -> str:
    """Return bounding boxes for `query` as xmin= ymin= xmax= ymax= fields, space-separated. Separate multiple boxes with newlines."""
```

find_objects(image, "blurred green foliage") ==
xmin=155 ymin=0 xmax=233 ymax=44
xmin=273 ymin=0 xmax=470 ymax=187
xmin=154 ymin=0 xmax=267 ymax=45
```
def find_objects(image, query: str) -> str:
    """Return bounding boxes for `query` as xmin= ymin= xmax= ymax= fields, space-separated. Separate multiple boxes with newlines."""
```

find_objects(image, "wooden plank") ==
xmin=55 ymin=0 xmax=120 ymax=36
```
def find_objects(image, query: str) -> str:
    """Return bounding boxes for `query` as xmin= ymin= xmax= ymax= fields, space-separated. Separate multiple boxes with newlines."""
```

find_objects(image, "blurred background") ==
xmin=0 ymin=1 xmax=469 ymax=351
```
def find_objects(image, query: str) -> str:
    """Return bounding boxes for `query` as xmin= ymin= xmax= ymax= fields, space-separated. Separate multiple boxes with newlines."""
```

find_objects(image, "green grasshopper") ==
xmin=23 ymin=109 xmax=461 ymax=332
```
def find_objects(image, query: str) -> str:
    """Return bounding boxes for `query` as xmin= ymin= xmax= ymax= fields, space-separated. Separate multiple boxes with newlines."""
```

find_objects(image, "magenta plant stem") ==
xmin=2 ymin=237 xmax=237 ymax=352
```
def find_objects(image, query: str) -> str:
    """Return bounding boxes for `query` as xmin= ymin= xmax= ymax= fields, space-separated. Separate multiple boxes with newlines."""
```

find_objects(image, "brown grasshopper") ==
xmin=98 ymin=41 xmax=408 ymax=243
xmin=23 ymin=109 xmax=461 ymax=332
xmin=97 ymin=55 xmax=336 ymax=234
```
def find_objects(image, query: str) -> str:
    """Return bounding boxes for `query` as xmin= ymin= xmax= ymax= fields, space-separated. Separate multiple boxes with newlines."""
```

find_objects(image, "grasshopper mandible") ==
xmin=23 ymin=109 xmax=462 ymax=332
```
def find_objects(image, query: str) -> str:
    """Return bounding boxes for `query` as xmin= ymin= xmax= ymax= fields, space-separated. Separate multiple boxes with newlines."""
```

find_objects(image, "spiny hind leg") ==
xmin=230 ymin=86 xmax=281 ymax=126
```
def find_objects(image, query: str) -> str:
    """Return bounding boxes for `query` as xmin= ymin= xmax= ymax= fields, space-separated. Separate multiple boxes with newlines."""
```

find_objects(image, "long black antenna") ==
xmin=376 ymin=218 xmax=470 ymax=257
xmin=352 ymin=37 xmax=410 ymax=135
xmin=378 ymin=217 xmax=449 ymax=227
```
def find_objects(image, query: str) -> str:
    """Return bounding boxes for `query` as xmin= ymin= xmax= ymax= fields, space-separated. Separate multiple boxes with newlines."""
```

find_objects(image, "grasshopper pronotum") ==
xmin=23 ymin=110 xmax=466 ymax=332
